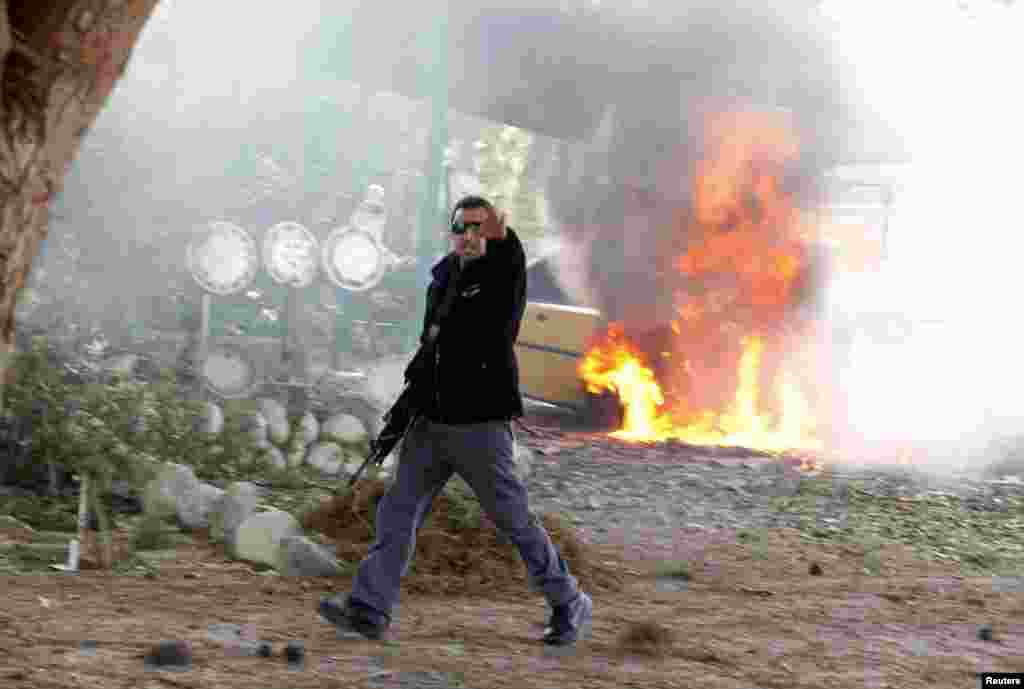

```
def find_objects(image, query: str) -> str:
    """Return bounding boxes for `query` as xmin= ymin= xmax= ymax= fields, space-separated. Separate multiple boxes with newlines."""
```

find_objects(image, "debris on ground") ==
xmin=285 ymin=640 xmax=304 ymax=664
xmin=616 ymin=620 xmax=675 ymax=657
xmin=142 ymin=640 xmax=192 ymax=669
xmin=299 ymin=478 xmax=624 ymax=598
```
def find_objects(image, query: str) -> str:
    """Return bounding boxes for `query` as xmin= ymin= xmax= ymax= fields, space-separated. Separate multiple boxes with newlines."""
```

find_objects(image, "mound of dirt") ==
xmin=616 ymin=620 xmax=676 ymax=658
xmin=300 ymin=478 xmax=624 ymax=598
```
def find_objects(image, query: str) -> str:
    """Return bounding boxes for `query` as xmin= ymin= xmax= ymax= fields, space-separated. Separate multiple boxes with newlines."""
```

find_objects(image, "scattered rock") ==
xmin=240 ymin=412 xmax=269 ymax=446
xmin=307 ymin=442 xmax=344 ymax=476
xmin=195 ymin=402 xmax=224 ymax=435
xmin=991 ymin=576 xmax=1024 ymax=593
xmin=258 ymin=398 xmax=290 ymax=445
xmin=220 ymin=482 xmax=262 ymax=551
xmin=322 ymin=413 xmax=368 ymax=444
xmin=177 ymin=482 xmax=225 ymax=530
xmin=143 ymin=463 xmax=201 ymax=519
xmin=144 ymin=640 xmax=192 ymax=669
xmin=285 ymin=640 xmax=304 ymax=664
xmin=809 ymin=562 xmax=823 ymax=576
xmin=233 ymin=510 xmax=302 ymax=569
xmin=206 ymin=622 xmax=246 ymax=644
xmin=299 ymin=411 xmax=319 ymax=447
xmin=279 ymin=535 xmax=341 ymax=577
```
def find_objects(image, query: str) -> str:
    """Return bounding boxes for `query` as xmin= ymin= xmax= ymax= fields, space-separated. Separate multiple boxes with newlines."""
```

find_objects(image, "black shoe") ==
xmin=543 ymin=592 xmax=592 ymax=646
xmin=318 ymin=596 xmax=389 ymax=641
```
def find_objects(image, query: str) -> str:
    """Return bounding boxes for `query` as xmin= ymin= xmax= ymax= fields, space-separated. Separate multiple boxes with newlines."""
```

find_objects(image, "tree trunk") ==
xmin=0 ymin=0 xmax=160 ymax=397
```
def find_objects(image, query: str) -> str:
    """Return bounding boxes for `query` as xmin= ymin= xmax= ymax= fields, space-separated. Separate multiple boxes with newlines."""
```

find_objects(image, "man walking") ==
xmin=318 ymin=195 xmax=593 ymax=646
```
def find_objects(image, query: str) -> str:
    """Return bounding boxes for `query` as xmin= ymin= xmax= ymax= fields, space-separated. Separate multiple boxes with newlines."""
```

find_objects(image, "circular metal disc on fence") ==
xmin=321 ymin=226 xmax=388 ymax=292
xmin=199 ymin=345 xmax=258 ymax=399
xmin=263 ymin=221 xmax=320 ymax=288
xmin=186 ymin=221 xmax=259 ymax=295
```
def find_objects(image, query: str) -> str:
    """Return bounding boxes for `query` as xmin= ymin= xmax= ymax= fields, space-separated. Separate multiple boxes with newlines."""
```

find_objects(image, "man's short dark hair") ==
xmin=450 ymin=195 xmax=493 ymax=228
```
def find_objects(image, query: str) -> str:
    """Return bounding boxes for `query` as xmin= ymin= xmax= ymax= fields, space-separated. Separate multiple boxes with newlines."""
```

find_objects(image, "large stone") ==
xmin=143 ymin=463 xmax=201 ymax=519
xmin=299 ymin=411 xmax=319 ymax=447
xmin=321 ymin=414 xmax=368 ymax=445
xmin=233 ymin=510 xmax=302 ymax=569
xmin=362 ymin=354 xmax=408 ymax=409
xmin=342 ymin=449 xmax=371 ymax=479
xmin=262 ymin=446 xmax=287 ymax=471
xmin=195 ymin=402 xmax=224 ymax=435
xmin=177 ymin=482 xmax=226 ymax=530
xmin=306 ymin=442 xmax=344 ymax=476
xmin=239 ymin=412 xmax=269 ymax=446
xmin=279 ymin=535 xmax=341 ymax=577
xmin=258 ymin=399 xmax=289 ymax=445
xmin=220 ymin=482 xmax=262 ymax=550
xmin=101 ymin=353 xmax=140 ymax=378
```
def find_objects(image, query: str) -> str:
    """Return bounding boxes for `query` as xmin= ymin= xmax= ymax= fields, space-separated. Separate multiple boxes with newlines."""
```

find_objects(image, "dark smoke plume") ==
xmin=542 ymin=3 xmax=850 ymax=329
xmin=530 ymin=2 xmax=855 ymax=418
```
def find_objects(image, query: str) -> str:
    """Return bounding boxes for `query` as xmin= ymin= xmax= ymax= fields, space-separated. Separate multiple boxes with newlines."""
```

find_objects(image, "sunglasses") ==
xmin=451 ymin=221 xmax=483 ymax=236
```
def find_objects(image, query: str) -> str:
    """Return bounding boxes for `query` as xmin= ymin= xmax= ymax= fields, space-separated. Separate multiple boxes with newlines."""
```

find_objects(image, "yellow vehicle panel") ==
xmin=515 ymin=301 xmax=603 ymax=407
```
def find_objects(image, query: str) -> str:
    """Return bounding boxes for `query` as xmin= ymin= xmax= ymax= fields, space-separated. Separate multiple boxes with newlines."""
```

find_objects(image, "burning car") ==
xmin=520 ymin=107 xmax=851 ymax=457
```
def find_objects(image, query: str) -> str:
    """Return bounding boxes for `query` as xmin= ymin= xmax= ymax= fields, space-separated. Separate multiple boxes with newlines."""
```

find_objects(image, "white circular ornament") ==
xmin=263 ymin=221 xmax=320 ymax=288
xmin=199 ymin=345 xmax=259 ymax=399
xmin=186 ymin=221 xmax=259 ymax=295
xmin=321 ymin=226 xmax=388 ymax=292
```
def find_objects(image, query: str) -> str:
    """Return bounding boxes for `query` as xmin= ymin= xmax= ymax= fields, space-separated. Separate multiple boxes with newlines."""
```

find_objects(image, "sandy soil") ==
xmin=1 ymin=513 xmax=1022 ymax=689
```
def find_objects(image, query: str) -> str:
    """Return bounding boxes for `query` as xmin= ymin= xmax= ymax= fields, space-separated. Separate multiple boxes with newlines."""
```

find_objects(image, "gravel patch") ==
xmin=521 ymin=438 xmax=1024 ymax=555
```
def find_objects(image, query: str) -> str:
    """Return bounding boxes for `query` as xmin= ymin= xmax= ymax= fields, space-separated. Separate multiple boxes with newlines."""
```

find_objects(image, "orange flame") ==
xmin=580 ymin=328 xmax=819 ymax=452
xmin=579 ymin=108 xmax=825 ymax=456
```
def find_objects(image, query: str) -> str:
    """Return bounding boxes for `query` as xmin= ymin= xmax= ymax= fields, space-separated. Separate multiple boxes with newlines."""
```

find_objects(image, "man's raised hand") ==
xmin=481 ymin=206 xmax=507 ymax=241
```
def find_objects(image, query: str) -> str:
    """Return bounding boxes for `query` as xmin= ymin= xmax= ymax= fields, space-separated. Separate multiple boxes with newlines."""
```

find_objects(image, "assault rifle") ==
xmin=345 ymin=373 xmax=420 ymax=489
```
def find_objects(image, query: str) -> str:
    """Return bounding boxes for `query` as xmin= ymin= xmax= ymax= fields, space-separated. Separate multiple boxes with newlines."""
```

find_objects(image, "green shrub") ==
xmin=444 ymin=476 xmax=482 ymax=531
xmin=0 ymin=337 xmax=266 ymax=507
xmin=131 ymin=512 xmax=175 ymax=551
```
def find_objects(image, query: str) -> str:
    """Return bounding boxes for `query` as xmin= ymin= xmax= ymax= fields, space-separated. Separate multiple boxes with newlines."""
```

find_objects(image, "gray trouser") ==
xmin=349 ymin=418 xmax=580 ymax=618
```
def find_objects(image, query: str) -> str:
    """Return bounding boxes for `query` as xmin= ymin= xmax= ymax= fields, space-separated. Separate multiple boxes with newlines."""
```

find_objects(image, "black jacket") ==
xmin=405 ymin=228 xmax=527 ymax=424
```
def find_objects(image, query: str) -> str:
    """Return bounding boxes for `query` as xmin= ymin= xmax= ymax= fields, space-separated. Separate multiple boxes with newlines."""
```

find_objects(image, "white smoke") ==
xmin=819 ymin=0 xmax=1024 ymax=477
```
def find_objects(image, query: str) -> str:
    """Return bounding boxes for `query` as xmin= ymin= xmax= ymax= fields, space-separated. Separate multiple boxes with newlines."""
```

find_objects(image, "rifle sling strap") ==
xmin=424 ymin=256 xmax=461 ymax=345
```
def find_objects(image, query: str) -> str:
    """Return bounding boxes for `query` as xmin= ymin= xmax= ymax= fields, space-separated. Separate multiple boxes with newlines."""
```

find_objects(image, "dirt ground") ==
xmin=2 ymin=485 xmax=1022 ymax=689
